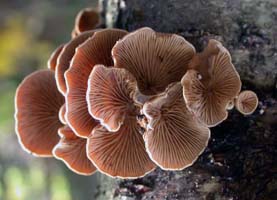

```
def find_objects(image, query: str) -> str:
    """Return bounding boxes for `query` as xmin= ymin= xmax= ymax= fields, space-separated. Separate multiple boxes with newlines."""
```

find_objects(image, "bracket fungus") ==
xmin=14 ymin=7 xmax=258 ymax=179
xmin=235 ymin=90 xmax=258 ymax=115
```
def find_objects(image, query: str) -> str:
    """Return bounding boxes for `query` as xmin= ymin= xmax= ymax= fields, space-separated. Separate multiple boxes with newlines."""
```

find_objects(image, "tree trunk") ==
xmin=96 ymin=0 xmax=277 ymax=199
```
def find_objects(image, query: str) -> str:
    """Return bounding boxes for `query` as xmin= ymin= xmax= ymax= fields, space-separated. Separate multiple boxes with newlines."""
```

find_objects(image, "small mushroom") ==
xmin=15 ymin=70 xmax=64 ymax=156
xmin=87 ymin=118 xmax=156 ymax=179
xmin=181 ymin=39 xmax=241 ymax=127
xmin=112 ymin=27 xmax=195 ymax=96
xmin=235 ymin=90 xmax=258 ymax=115
xmin=142 ymin=83 xmax=210 ymax=170
xmin=65 ymin=29 xmax=127 ymax=137
xmin=87 ymin=65 xmax=137 ymax=132
xmin=74 ymin=8 xmax=101 ymax=35
xmin=59 ymin=104 xmax=67 ymax=125
xmin=53 ymin=125 xmax=97 ymax=175
xmin=55 ymin=30 xmax=96 ymax=95
xmin=47 ymin=44 xmax=64 ymax=71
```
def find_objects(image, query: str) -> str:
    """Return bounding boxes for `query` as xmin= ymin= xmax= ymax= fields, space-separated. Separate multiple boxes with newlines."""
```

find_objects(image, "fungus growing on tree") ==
xmin=15 ymin=70 xmax=64 ymax=156
xmin=14 ymin=7 xmax=258 ymax=179
xmin=181 ymin=39 xmax=241 ymax=127
xmin=53 ymin=125 xmax=97 ymax=175
xmin=235 ymin=90 xmax=258 ymax=115
xmin=143 ymin=83 xmax=210 ymax=170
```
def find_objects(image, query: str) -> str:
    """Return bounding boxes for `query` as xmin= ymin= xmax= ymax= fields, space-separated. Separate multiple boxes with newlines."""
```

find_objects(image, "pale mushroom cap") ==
xmin=181 ymin=40 xmax=241 ymax=127
xmin=143 ymin=83 xmax=210 ymax=170
xmin=55 ymin=30 xmax=96 ymax=95
xmin=235 ymin=90 xmax=258 ymax=115
xmin=87 ymin=65 xmax=137 ymax=132
xmin=74 ymin=8 xmax=101 ymax=35
xmin=86 ymin=117 xmax=156 ymax=179
xmin=47 ymin=44 xmax=64 ymax=71
xmin=15 ymin=70 xmax=64 ymax=157
xmin=65 ymin=29 xmax=127 ymax=137
xmin=53 ymin=126 xmax=97 ymax=175
xmin=112 ymin=27 xmax=195 ymax=95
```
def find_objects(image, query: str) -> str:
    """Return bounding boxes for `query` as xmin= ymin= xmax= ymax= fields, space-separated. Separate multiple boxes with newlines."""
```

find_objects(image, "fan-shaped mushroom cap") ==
xmin=74 ymin=8 xmax=101 ymax=35
xmin=59 ymin=104 xmax=67 ymax=125
xmin=53 ymin=126 xmax=97 ymax=175
xmin=15 ymin=70 xmax=64 ymax=157
xmin=56 ymin=30 xmax=96 ymax=95
xmin=181 ymin=39 xmax=241 ymax=127
xmin=87 ymin=65 xmax=137 ymax=132
xmin=87 ymin=117 xmax=156 ymax=179
xmin=235 ymin=90 xmax=258 ymax=115
xmin=142 ymin=83 xmax=210 ymax=170
xmin=65 ymin=29 xmax=127 ymax=137
xmin=47 ymin=44 xmax=64 ymax=71
xmin=112 ymin=27 xmax=195 ymax=96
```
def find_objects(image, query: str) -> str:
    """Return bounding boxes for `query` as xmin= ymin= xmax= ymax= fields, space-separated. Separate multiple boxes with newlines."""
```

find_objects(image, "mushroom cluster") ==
xmin=14 ymin=8 xmax=258 ymax=179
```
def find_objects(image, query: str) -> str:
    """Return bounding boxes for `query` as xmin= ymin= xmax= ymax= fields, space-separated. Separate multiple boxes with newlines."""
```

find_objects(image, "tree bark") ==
xmin=97 ymin=0 xmax=277 ymax=199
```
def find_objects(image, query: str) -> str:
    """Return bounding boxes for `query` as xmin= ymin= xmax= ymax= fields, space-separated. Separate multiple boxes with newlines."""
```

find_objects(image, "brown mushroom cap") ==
xmin=53 ymin=126 xmax=97 ymax=175
xmin=47 ymin=44 xmax=64 ymax=71
xmin=74 ymin=8 xmax=101 ymax=35
xmin=142 ymin=83 xmax=210 ymax=170
xmin=87 ymin=117 xmax=156 ymax=179
xmin=59 ymin=104 xmax=67 ymax=125
xmin=65 ymin=29 xmax=127 ymax=137
xmin=55 ymin=30 xmax=96 ymax=95
xmin=181 ymin=39 xmax=241 ymax=127
xmin=15 ymin=70 xmax=64 ymax=157
xmin=235 ymin=90 xmax=258 ymax=115
xmin=112 ymin=27 xmax=195 ymax=96
xmin=87 ymin=65 xmax=137 ymax=132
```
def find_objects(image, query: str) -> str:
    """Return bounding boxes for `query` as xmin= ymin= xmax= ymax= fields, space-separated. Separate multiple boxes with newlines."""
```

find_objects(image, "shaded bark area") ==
xmin=98 ymin=0 xmax=277 ymax=199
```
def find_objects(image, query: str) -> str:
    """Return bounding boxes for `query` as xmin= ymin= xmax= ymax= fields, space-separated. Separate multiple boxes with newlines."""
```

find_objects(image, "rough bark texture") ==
xmin=96 ymin=0 xmax=277 ymax=199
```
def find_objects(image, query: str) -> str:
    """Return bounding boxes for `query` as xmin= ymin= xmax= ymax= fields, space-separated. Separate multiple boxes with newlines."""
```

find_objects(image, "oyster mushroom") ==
xmin=112 ymin=27 xmax=195 ymax=98
xmin=15 ymin=70 xmax=64 ymax=156
xmin=53 ymin=125 xmax=97 ymax=175
xmin=142 ymin=83 xmax=210 ymax=170
xmin=65 ymin=29 xmax=127 ymax=137
xmin=181 ymin=39 xmax=241 ymax=127
xmin=235 ymin=90 xmax=258 ymax=115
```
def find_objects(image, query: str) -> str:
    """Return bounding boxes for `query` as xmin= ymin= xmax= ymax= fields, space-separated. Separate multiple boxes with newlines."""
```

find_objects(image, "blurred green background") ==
xmin=0 ymin=1 xmax=112 ymax=200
